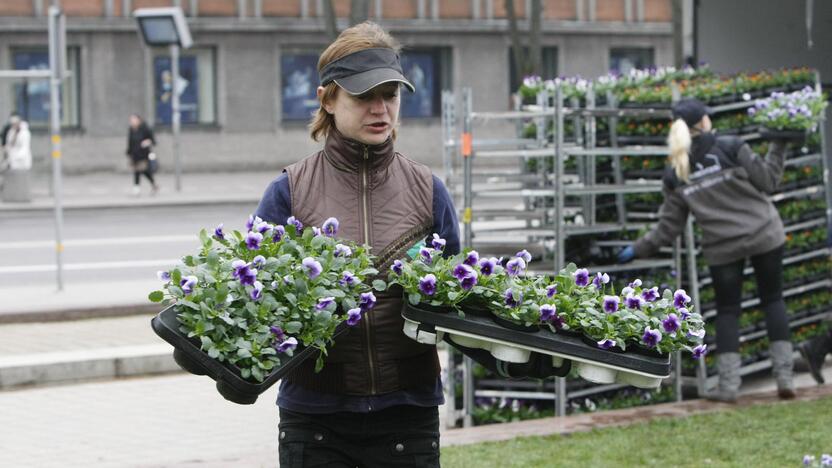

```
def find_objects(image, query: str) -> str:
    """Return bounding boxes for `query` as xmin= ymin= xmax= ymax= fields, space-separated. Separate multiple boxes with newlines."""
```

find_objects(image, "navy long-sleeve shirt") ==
xmin=255 ymin=171 xmax=460 ymax=413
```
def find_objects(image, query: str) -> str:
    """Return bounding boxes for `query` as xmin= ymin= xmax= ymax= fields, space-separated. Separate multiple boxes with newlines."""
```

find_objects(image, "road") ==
xmin=0 ymin=203 xmax=260 ymax=288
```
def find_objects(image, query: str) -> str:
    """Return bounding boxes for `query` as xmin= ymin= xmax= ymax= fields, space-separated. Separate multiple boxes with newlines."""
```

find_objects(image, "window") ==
xmin=400 ymin=48 xmax=451 ymax=119
xmin=280 ymin=51 xmax=320 ymax=121
xmin=609 ymin=48 xmax=654 ymax=75
xmin=153 ymin=48 xmax=216 ymax=125
xmin=12 ymin=47 xmax=80 ymax=128
xmin=508 ymin=46 xmax=558 ymax=94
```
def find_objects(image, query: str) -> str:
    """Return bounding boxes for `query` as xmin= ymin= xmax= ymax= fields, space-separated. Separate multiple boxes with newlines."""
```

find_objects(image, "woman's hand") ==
xmin=617 ymin=245 xmax=635 ymax=264
xmin=140 ymin=139 xmax=152 ymax=148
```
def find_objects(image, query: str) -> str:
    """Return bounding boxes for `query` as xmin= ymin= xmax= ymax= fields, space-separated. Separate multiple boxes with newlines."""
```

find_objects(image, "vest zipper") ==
xmin=361 ymin=145 xmax=377 ymax=395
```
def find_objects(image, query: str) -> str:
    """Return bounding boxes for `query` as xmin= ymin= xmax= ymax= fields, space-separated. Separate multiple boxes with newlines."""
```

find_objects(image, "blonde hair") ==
xmin=309 ymin=22 xmax=402 ymax=141
xmin=667 ymin=118 xmax=692 ymax=182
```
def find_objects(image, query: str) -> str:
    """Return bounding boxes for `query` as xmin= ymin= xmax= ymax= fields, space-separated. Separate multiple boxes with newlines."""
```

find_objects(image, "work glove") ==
xmin=617 ymin=245 xmax=635 ymax=264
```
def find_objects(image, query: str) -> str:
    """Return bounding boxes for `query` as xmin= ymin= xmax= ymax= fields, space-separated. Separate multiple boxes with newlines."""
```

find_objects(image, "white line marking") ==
xmin=0 ymin=235 xmax=196 ymax=250
xmin=0 ymin=259 xmax=180 ymax=274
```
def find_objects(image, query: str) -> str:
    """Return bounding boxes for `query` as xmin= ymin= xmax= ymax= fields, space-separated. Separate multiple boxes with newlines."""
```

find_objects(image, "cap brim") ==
xmin=334 ymin=68 xmax=416 ymax=95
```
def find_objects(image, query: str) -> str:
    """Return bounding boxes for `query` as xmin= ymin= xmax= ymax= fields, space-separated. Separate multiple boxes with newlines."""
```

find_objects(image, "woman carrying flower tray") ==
xmin=618 ymin=98 xmax=796 ymax=402
xmin=252 ymin=22 xmax=464 ymax=468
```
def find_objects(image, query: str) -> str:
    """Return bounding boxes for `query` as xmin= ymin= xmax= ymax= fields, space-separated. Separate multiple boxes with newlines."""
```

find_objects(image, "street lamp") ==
xmin=133 ymin=7 xmax=192 ymax=192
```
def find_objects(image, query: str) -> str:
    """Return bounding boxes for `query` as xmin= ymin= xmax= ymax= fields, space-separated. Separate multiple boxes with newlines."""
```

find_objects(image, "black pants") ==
xmin=278 ymin=405 xmax=440 ymax=468
xmin=133 ymin=168 xmax=155 ymax=186
xmin=709 ymin=244 xmax=790 ymax=353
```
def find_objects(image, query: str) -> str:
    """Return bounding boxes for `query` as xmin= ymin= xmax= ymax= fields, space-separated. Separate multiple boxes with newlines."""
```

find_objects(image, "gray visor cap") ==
xmin=334 ymin=68 xmax=415 ymax=96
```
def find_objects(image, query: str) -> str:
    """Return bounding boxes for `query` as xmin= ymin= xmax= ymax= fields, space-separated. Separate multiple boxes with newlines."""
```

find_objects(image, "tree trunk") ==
xmin=505 ymin=0 xmax=527 ymax=86
xmin=350 ymin=0 xmax=370 ymax=25
xmin=323 ymin=0 xmax=338 ymax=41
xmin=528 ymin=0 xmax=542 ymax=77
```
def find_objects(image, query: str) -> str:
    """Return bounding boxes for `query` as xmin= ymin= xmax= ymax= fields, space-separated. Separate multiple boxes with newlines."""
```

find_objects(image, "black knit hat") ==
xmin=672 ymin=98 xmax=710 ymax=127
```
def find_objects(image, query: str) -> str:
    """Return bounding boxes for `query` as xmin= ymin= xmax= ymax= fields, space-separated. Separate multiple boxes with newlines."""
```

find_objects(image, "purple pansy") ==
xmin=516 ymin=249 xmax=532 ymax=263
xmin=245 ymin=231 xmax=263 ymax=250
xmin=255 ymin=221 xmax=271 ymax=235
xmin=550 ymin=313 xmax=565 ymax=330
xmin=464 ymin=250 xmax=480 ymax=267
xmin=270 ymin=326 xmax=286 ymax=341
xmin=687 ymin=328 xmax=706 ymax=339
xmin=629 ymin=279 xmax=642 ymax=288
xmin=625 ymin=294 xmax=645 ymax=310
xmin=642 ymin=327 xmax=663 ymax=348
xmin=339 ymin=271 xmax=357 ymax=287
xmin=316 ymin=296 xmax=335 ymax=310
xmin=821 ymin=454 xmax=832 ymax=466
xmin=453 ymin=264 xmax=474 ymax=280
xmin=679 ymin=308 xmax=691 ymax=320
xmin=346 ymin=308 xmax=362 ymax=326
xmin=574 ymin=268 xmax=590 ymax=287
xmin=322 ymin=217 xmax=339 ymax=237
xmin=592 ymin=272 xmax=610 ymax=290
xmin=674 ymin=289 xmax=691 ymax=309
xmin=539 ymin=304 xmax=557 ymax=321
xmin=460 ymin=271 xmax=478 ymax=290
xmin=479 ymin=257 xmax=497 ymax=276
xmin=312 ymin=227 xmax=322 ymax=237
xmin=692 ymin=344 xmax=708 ymax=359
xmin=250 ymin=281 xmax=264 ymax=301
xmin=283 ymin=274 xmax=293 ymax=285
xmin=232 ymin=259 xmax=258 ymax=286
xmin=603 ymin=295 xmax=619 ymax=314
xmin=246 ymin=215 xmax=262 ymax=231
xmin=597 ymin=339 xmax=616 ymax=350
xmin=662 ymin=313 xmax=681 ymax=334
xmin=301 ymin=257 xmax=323 ymax=279
xmin=431 ymin=233 xmax=446 ymax=251
xmin=157 ymin=270 xmax=171 ymax=282
xmin=419 ymin=247 xmax=434 ymax=265
xmin=641 ymin=287 xmax=659 ymax=302
xmin=334 ymin=244 xmax=352 ymax=257
xmin=180 ymin=275 xmax=198 ymax=295
xmin=504 ymin=288 xmax=522 ymax=308
xmin=418 ymin=274 xmax=437 ymax=296
xmin=277 ymin=337 xmax=298 ymax=353
xmin=359 ymin=292 xmax=376 ymax=311
xmin=506 ymin=257 xmax=526 ymax=276
xmin=286 ymin=216 xmax=303 ymax=232
xmin=252 ymin=255 xmax=266 ymax=268
xmin=804 ymin=455 xmax=816 ymax=466
xmin=545 ymin=284 xmax=557 ymax=298
xmin=213 ymin=223 xmax=225 ymax=240
xmin=272 ymin=225 xmax=286 ymax=242
xmin=391 ymin=259 xmax=404 ymax=275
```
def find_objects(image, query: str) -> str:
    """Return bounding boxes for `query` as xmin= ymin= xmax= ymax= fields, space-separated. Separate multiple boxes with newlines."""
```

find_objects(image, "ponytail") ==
xmin=668 ymin=118 xmax=692 ymax=183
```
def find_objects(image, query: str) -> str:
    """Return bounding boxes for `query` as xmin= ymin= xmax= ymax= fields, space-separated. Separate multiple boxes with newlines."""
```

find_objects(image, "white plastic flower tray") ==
xmin=402 ymin=303 xmax=669 ymax=389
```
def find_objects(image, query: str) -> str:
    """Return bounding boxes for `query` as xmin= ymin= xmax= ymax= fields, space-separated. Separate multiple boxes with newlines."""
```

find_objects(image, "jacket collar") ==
xmin=323 ymin=127 xmax=395 ymax=173
xmin=690 ymin=132 xmax=717 ymax=160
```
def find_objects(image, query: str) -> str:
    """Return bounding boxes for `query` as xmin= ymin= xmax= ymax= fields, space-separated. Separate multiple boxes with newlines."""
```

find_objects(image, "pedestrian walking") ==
xmin=126 ymin=114 xmax=158 ymax=196
xmin=4 ymin=114 xmax=32 ymax=171
xmin=254 ymin=22 xmax=456 ymax=467
xmin=617 ymin=98 xmax=795 ymax=402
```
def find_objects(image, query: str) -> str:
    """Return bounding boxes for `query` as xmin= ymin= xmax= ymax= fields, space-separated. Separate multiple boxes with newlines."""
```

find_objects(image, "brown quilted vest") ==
xmin=283 ymin=127 xmax=439 ymax=396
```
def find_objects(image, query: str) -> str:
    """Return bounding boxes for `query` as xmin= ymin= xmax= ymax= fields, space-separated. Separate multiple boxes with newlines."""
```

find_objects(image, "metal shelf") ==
xmin=565 ymin=146 xmax=669 ymax=157
xmin=698 ymin=247 xmax=831 ymax=287
xmin=701 ymin=279 xmax=832 ymax=320
xmin=737 ymin=311 xmax=830 ymax=344
xmin=526 ymin=258 xmax=675 ymax=276
xmin=475 ymin=148 xmax=556 ymax=159
xmin=771 ymin=185 xmax=825 ymax=203
xmin=708 ymin=100 xmax=755 ymax=114
xmin=784 ymin=153 xmax=823 ymax=167
xmin=565 ymin=182 xmax=663 ymax=196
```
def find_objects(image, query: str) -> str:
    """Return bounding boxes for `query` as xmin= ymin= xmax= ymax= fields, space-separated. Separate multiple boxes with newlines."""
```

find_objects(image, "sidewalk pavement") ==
xmin=0 ymin=170 xmax=279 ymax=212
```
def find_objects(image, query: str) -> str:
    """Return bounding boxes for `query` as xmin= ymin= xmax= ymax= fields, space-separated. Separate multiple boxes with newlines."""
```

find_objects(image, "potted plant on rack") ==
xmin=748 ymin=86 xmax=828 ymax=140
xmin=148 ymin=215 xmax=381 ymax=404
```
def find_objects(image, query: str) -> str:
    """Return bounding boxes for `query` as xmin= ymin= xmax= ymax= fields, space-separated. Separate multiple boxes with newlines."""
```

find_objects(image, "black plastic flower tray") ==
xmin=151 ymin=305 xmax=348 ymax=405
xmin=402 ymin=303 xmax=671 ymax=378
xmin=758 ymin=127 xmax=807 ymax=141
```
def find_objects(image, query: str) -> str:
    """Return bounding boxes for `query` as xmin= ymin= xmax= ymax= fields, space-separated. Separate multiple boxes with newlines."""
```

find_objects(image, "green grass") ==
xmin=441 ymin=397 xmax=832 ymax=467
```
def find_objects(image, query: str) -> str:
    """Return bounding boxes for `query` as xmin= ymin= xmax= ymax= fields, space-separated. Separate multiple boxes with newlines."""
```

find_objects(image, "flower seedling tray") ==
xmin=151 ymin=305 xmax=347 ymax=405
xmin=402 ymin=303 xmax=671 ymax=388
xmin=758 ymin=127 xmax=807 ymax=141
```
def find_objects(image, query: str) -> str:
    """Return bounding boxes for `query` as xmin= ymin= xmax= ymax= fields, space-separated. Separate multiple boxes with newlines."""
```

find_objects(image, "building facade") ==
xmin=0 ymin=0 xmax=672 ymax=173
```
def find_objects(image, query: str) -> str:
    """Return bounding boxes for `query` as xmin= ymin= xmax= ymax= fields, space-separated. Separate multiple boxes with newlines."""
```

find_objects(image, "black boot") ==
xmin=798 ymin=331 xmax=831 ymax=385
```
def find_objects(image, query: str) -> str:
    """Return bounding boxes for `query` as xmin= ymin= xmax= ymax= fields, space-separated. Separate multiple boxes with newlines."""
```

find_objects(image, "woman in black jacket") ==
xmin=126 ymin=114 xmax=158 ymax=195
xmin=619 ymin=98 xmax=794 ymax=402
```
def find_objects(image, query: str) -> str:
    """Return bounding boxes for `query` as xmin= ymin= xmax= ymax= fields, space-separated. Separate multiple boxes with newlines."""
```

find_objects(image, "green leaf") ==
xmin=207 ymin=346 xmax=220 ymax=359
xmin=447 ymin=291 xmax=459 ymax=301
xmin=148 ymin=290 xmax=165 ymax=302
xmin=372 ymin=279 xmax=387 ymax=291
xmin=408 ymin=293 xmax=421 ymax=305
xmin=285 ymin=321 xmax=303 ymax=333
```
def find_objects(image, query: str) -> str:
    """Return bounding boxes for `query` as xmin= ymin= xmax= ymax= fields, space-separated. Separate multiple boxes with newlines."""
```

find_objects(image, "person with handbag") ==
xmin=126 ymin=114 xmax=159 ymax=196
